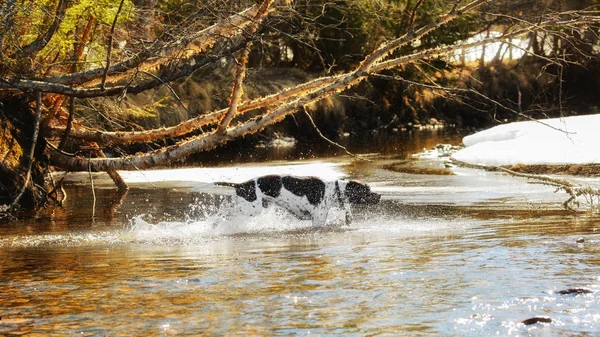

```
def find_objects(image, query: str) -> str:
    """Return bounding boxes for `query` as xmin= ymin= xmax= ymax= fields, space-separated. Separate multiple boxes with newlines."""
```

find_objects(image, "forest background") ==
xmin=1 ymin=0 xmax=599 ymax=210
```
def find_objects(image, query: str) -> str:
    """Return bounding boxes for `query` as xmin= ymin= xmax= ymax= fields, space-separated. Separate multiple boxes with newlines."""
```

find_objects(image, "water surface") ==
xmin=2 ymin=130 xmax=600 ymax=336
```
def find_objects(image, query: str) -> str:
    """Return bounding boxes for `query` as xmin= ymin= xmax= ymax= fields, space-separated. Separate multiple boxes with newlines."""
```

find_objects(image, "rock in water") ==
xmin=521 ymin=316 xmax=552 ymax=325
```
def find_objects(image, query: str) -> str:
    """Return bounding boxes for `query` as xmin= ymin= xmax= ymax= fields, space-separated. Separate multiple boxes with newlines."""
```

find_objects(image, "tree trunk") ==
xmin=0 ymin=98 xmax=48 ymax=209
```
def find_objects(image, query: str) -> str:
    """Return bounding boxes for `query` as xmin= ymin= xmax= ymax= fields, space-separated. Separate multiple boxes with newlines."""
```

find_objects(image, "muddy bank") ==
xmin=501 ymin=164 xmax=600 ymax=177
xmin=451 ymin=159 xmax=600 ymax=177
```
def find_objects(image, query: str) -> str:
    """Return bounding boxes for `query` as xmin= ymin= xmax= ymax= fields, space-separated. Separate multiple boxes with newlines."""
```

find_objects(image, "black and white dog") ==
xmin=215 ymin=175 xmax=380 ymax=226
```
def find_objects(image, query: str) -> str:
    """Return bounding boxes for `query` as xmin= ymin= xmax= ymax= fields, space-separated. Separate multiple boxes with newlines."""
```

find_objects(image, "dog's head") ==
xmin=343 ymin=180 xmax=380 ymax=205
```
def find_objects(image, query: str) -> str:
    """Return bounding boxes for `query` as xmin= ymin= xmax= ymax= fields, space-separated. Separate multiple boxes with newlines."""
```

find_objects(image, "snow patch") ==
xmin=452 ymin=114 xmax=600 ymax=166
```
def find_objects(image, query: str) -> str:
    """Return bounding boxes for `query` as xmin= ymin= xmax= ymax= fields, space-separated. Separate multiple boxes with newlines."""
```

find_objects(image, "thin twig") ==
xmin=140 ymin=70 xmax=191 ymax=116
xmin=10 ymin=92 xmax=43 ymax=210
xmin=59 ymin=96 xmax=75 ymax=149
xmin=303 ymin=108 xmax=368 ymax=161
xmin=88 ymin=154 xmax=96 ymax=222
xmin=47 ymin=140 xmax=77 ymax=157
xmin=101 ymin=0 xmax=126 ymax=91
xmin=408 ymin=0 xmax=425 ymax=32
xmin=47 ymin=171 xmax=68 ymax=205
xmin=496 ymin=167 xmax=575 ymax=188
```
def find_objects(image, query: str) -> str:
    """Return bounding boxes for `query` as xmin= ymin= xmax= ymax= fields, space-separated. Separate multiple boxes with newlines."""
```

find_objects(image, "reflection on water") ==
xmin=2 ymin=130 xmax=600 ymax=336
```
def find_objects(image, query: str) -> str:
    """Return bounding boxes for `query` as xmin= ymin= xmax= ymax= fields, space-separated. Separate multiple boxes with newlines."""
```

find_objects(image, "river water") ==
xmin=1 ymin=129 xmax=600 ymax=336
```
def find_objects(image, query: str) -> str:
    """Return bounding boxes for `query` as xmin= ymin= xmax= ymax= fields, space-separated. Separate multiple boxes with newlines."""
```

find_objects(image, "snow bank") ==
xmin=451 ymin=114 xmax=600 ymax=166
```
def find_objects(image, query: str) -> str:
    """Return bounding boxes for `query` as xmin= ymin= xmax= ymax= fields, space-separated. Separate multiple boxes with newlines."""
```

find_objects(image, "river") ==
xmin=1 ymin=129 xmax=599 ymax=336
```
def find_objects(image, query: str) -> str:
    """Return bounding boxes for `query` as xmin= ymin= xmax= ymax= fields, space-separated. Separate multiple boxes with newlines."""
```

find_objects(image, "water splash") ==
xmin=0 ymin=195 xmax=474 ymax=248
xmin=127 ymin=200 xmax=323 ymax=244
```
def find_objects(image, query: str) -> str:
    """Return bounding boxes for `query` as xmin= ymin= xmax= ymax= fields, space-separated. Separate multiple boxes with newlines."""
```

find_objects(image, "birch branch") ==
xmin=218 ymin=0 xmax=274 ymax=134
xmin=498 ymin=167 xmax=600 ymax=211
xmin=45 ymin=75 xmax=343 ymax=144
xmin=43 ymin=0 xmax=491 ymax=143
xmin=356 ymin=0 xmax=489 ymax=73
xmin=451 ymin=160 xmax=600 ymax=212
xmin=0 ymin=40 xmax=246 ymax=97
xmin=45 ymin=17 xmax=587 ymax=147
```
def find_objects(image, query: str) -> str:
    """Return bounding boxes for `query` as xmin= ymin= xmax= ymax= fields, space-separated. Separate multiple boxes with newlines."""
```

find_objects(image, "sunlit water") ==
xmin=2 ymin=130 xmax=600 ymax=336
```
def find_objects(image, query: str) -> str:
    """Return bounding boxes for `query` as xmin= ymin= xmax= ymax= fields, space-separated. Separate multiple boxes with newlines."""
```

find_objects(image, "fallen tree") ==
xmin=1 ymin=0 xmax=598 ymax=211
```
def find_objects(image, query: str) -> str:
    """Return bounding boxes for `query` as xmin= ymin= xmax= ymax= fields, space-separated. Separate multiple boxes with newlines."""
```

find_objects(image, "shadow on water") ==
xmin=2 ymin=129 xmax=600 ymax=336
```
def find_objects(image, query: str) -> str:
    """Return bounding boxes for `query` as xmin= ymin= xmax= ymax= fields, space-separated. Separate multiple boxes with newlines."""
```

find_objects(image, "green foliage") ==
xmin=5 ymin=0 xmax=134 ymax=73
xmin=59 ymin=0 xmax=134 ymax=63
xmin=121 ymin=96 xmax=169 ymax=119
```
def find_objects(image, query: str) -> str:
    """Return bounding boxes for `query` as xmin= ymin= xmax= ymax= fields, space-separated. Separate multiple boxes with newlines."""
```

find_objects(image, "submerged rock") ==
xmin=521 ymin=316 xmax=552 ymax=325
xmin=556 ymin=288 xmax=593 ymax=295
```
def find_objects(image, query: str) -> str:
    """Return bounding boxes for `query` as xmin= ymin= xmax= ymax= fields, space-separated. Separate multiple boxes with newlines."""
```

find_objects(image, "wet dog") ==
xmin=215 ymin=175 xmax=380 ymax=226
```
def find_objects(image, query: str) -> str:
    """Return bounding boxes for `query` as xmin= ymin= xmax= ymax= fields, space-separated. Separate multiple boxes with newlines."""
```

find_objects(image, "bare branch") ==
xmin=100 ymin=0 xmax=126 ymax=91
xmin=498 ymin=167 xmax=600 ymax=211
xmin=303 ymin=109 xmax=367 ymax=160
xmin=218 ymin=47 xmax=250 ymax=134
xmin=0 ymin=40 xmax=247 ymax=97
xmin=58 ymin=96 xmax=75 ymax=150
xmin=218 ymin=0 xmax=274 ymax=134
xmin=42 ymin=2 xmax=600 ymax=176
xmin=408 ymin=0 xmax=425 ymax=32
xmin=43 ymin=0 xmax=496 ymax=144
xmin=139 ymin=70 xmax=191 ymax=116
xmin=450 ymin=160 xmax=600 ymax=212
xmin=356 ymin=0 xmax=490 ymax=73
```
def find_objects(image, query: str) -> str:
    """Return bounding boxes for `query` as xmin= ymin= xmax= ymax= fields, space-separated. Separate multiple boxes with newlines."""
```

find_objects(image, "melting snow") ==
xmin=451 ymin=114 xmax=600 ymax=166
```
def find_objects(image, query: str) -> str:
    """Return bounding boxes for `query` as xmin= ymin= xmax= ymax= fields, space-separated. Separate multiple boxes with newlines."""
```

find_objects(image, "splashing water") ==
xmin=0 ymin=193 xmax=471 ymax=249
xmin=127 ymin=196 xmax=359 ymax=244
